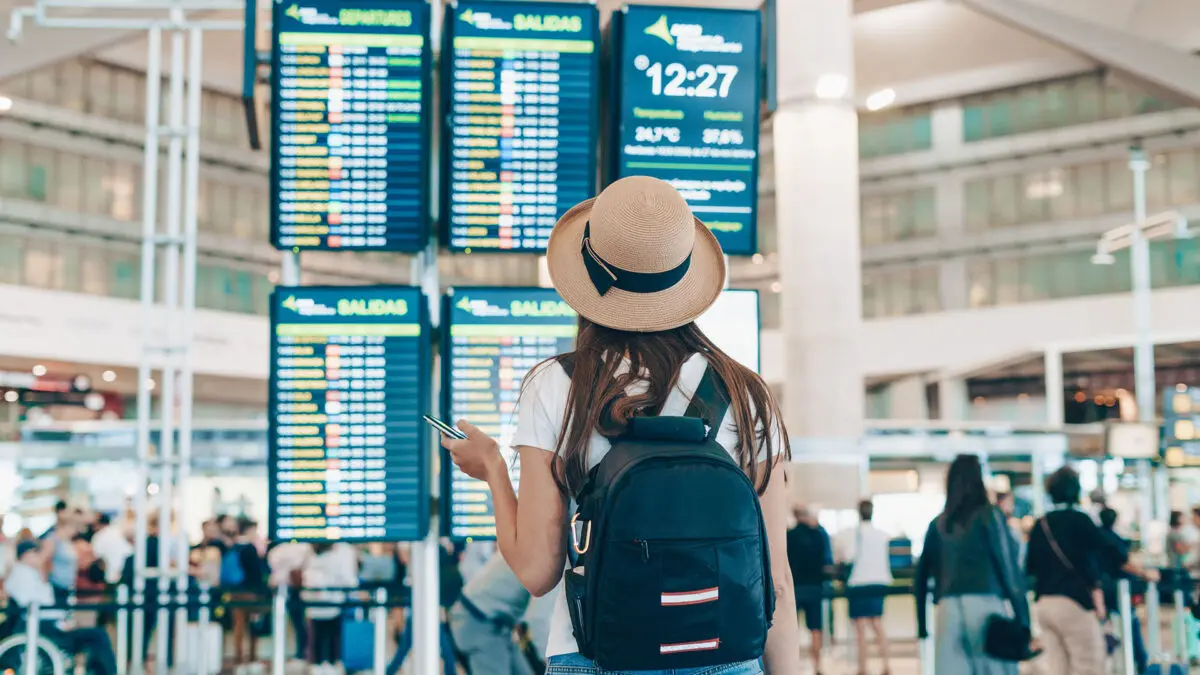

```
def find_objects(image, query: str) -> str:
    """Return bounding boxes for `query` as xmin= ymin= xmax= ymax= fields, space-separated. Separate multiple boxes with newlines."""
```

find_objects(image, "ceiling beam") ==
xmin=960 ymin=0 xmax=1200 ymax=107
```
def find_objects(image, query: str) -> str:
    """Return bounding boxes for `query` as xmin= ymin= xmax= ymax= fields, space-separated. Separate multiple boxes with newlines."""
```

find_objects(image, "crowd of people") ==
xmin=0 ymin=502 xmax=555 ymax=675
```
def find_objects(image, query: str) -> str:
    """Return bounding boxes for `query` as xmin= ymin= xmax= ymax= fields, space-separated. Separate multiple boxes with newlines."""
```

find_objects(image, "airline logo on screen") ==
xmin=642 ymin=14 xmax=745 ymax=54
xmin=455 ymin=296 xmax=575 ymax=318
xmin=284 ymin=3 xmax=414 ymax=28
xmin=459 ymin=8 xmax=582 ymax=33
xmin=281 ymin=294 xmax=410 ymax=317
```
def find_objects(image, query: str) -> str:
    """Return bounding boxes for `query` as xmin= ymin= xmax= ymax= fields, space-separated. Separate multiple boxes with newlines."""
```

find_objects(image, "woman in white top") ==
xmin=302 ymin=543 xmax=359 ymax=672
xmin=841 ymin=499 xmax=894 ymax=675
xmin=443 ymin=177 xmax=801 ymax=675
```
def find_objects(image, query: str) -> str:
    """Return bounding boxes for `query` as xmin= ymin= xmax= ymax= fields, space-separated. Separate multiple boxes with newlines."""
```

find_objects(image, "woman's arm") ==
xmin=914 ymin=521 xmax=939 ymax=639
xmin=757 ymin=460 xmax=802 ymax=675
xmin=447 ymin=422 xmax=567 ymax=597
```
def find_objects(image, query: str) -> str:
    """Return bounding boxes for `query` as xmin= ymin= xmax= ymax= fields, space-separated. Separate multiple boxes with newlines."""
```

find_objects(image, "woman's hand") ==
xmin=443 ymin=420 xmax=504 ymax=481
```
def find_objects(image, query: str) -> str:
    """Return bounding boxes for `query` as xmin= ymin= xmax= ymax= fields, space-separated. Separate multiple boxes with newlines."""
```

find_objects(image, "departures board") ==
xmin=442 ymin=1 xmax=599 ymax=253
xmin=271 ymin=0 xmax=432 ymax=252
xmin=441 ymin=287 xmax=759 ymax=539
xmin=611 ymin=5 xmax=762 ymax=255
xmin=269 ymin=286 xmax=430 ymax=543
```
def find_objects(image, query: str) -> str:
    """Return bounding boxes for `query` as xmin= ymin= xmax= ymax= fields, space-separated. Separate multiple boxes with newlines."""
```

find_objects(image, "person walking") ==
xmin=302 ymin=542 xmax=359 ymax=674
xmin=915 ymin=455 xmax=1033 ymax=674
xmin=1097 ymin=508 xmax=1148 ymax=674
xmin=1027 ymin=467 xmax=1157 ymax=675
xmin=441 ymin=176 xmax=801 ymax=675
xmin=447 ymin=553 xmax=546 ymax=675
xmin=268 ymin=541 xmax=313 ymax=661
xmin=787 ymin=504 xmax=832 ymax=675
xmin=841 ymin=499 xmax=893 ymax=675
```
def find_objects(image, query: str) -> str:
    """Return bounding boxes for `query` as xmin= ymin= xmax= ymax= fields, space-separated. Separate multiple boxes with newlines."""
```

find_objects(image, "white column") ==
xmin=938 ymin=378 xmax=970 ymax=422
xmin=930 ymin=101 xmax=963 ymax=152
xmin=773 ymin=0 xmax=863 ymax=453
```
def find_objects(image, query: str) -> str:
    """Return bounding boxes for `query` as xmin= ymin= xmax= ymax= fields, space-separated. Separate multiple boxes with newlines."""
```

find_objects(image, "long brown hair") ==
xmin=531 ymin=316 xmax=789 ymax=497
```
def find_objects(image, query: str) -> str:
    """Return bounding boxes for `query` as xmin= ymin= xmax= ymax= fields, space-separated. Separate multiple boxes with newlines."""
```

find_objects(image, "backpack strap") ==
xmin=557 ymin=353 xmax=575 ymax=378
xmin=683 ymin=364 xmax=730 ymax=442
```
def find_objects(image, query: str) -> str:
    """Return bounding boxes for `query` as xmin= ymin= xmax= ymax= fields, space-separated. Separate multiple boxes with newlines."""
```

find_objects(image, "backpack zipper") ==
xmin=635 ymin=539 xmax=650 ymax=562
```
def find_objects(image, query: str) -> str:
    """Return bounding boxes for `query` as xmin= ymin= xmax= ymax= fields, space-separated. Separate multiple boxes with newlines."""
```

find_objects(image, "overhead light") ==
xmin=770 ymin=281 xmax=783 ymax=294
xmin=814 ymin=74 xmax=849 ymax=101
xmin=751 ymin=253 xmax=764 ymax=265
xmin=101 ymin=370 xmax=117 ymax=383
xmin=0 ymin=96 xmax=12 ymax=113
xmin=146 ymin=378 xmax=156 ymax=391
xmin=147 ymin=483 xmax=159 ymax=496
xmin=865 ymin=88 xmax=896 ymax=111
xmin=1091 ymin=251 xmax=1116 ymax=266
xmin=3 ymin=391 xmax=17 ymax=403
xmin=31 ymin=364 xmax=47 ymax=377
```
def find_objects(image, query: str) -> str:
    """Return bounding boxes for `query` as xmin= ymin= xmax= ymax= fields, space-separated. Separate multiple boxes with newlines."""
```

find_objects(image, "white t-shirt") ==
xmin=510 ymin=353 xmax=779 ymax=659
xmin=838 ymin=523 xmax=894 ymax=587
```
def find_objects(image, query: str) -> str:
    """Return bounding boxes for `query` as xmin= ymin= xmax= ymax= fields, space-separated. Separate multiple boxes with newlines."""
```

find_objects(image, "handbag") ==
xmin=1040 ymin=517 xmax=1106 ymax=616
xmin=984 ymin=509 xmax=1036 ymax=661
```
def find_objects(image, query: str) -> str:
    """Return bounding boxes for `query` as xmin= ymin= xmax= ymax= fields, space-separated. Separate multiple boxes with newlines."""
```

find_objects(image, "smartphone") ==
xmin=423 ymin=414 xmax=467 ymax=440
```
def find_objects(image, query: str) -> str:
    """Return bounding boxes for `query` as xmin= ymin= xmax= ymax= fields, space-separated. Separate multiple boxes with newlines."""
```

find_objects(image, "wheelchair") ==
xmin=0 ymin=609 xmax=73 ymax=675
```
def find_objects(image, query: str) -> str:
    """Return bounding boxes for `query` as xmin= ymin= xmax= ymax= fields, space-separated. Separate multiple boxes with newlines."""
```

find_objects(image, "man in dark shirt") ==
xmin=786 ymin=505 xmax=832 ymax=675
xmin=1098 ymin=508 xmax=1147 ymax=674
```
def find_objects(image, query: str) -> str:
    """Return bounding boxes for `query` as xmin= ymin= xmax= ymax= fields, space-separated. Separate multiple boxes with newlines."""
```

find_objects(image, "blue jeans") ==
xmin=545 ymin=653 xmax=762 ymax=674
xmin=386 ymin=613 xmax=456 ymax=675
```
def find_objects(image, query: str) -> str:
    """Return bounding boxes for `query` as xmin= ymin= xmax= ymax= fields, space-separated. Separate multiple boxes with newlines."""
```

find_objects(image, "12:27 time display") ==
xmin=636 ymin=56 xmax=738 ymax=98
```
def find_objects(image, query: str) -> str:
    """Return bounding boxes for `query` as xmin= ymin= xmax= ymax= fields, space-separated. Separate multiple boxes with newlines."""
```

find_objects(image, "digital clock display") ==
xmin=270 ymin=0 xmax=432 ymax=252
xmin=612 ymin=5 xmax=762 ymax=255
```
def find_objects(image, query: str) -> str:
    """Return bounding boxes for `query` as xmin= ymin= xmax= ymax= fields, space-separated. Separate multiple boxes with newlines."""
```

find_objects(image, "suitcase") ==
xmin=184 ymin=623 xmax=224 ymax=675
xmin=340 ymin=612 xmax=374 ymax=673
xmin=1145 ymin=663 xmax=1186 ymax=675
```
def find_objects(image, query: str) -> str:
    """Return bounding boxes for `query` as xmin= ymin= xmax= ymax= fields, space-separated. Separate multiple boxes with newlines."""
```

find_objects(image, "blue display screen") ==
xmin=613 ymin=5 xmax=762 ymax=255
xmin=440 ymin=287 xmax=576 ymax=539
xmin=268 ymin=285 xmax=430 ymax=542
xmin=442 ymin=1 xmax=599 ymax=253
xmin=270 ymin=0 xmax=431 ymax=252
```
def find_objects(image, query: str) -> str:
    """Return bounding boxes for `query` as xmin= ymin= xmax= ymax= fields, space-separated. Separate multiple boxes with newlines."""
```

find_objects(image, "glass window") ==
xmin=1023 ymin=255 xmax=1053 ymax=302
xmin=1077 ymin=162 xmax=1106 ymax=217
xmin=914 ymin=267 xmax=941 ymax=313
xmin=1051 ymin=252 xmax=1084 ymax=298
xmin=112 ymin=69 xmax=142 ymax=124
xmin=83 ymin=156 xmax=109 ymax=215
xmin=967 ymin=260 xmax=993 ymax=308
xmin=232 ymin=185 xmax=256 ymax=239
xmin=1012 ymin=87 xmax=1042 ymax=134
xmin=23 ymin=238 xmax=63 ymax=289
xmin=86 ymin=63 xmax=113 ymax=119
xmin=80 ymin=248 xmax=109 ymax=296
xmin=985 ymin=98 xmax=1013 ymax=138
xmin=58 ymin=60 xmax=86 ymax=112
xmin=0 ymin=138 xmax=26 ymax=198
xmin=963 ymin=102 xmax=986 ymax=142
xmin=0 ymin=233 xmax=23 ymax=284
xmin=59 ymin=241 xmax=81 ymax=293
xmin=1105 ymin=159 xmax=1133 ymax=214
xmin=1103 ymin=83 xmax=1134 ymax=120
xmin=1072 ymin=75 xmax=1103 ymax=124
xmin=56 ymin=151 xmax=82 ymax=212
xmin=209 ymin=181 xmax=234 ymax=235
xmin=27 ymin=146 xmax=53 ymax=202
xmin=990 ymin=175 xmax=1018 ymax=228
xmin=110 ymin=251 xmax=140 ymax=299
xmin=912 ymin=188 xmax=936 ymax=237
xmin=231 ymin=270 xmax=255 ymax=313
xmin=964 ymin=179 xmax=990 ymax=230
xmin=994 ymin=258 xmax=1021 ymax=305
xmin=109 ymin=160 xmax=138 ymax=221
xmin=253 ymin=273 xmax=273 ymax=316
xmin=1049 ymin=166 xmax=1077 ymax=220
xmin=29 ymin=66 xmax=58 ymax=105
xmin=862 ymin=275 xmax=881 ymax=319
xmin=1167 ymin=148 xmax=1199 ymax=206
xmin=1043 ymin=82 xmax=1070 ymax=128
xmin=887 ymin=270 xmax=915 ymax=316
xmin=196 ymin=179 xmax=212 ymax=233
xmin=1018 ymin=171 xmax=1051 ymax=223
xmin=861 ymin=196 xmax=885 ymax=246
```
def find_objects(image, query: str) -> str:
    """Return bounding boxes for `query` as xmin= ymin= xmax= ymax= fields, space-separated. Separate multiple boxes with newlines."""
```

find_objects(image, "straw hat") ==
xmin=546 ymin=176 xmax=726 ymax=332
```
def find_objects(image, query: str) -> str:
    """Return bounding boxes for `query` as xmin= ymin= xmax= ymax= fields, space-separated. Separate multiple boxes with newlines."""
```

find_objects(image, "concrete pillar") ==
xmin=773 ymin=0 xmax=864 ymax=452
xmin=938 ymin=378 xmax=970 ymax=421
xmin=889 ymin=376 xmax=930 ymax=420
xmin=930 ymin=100 xmax=964 ymax=152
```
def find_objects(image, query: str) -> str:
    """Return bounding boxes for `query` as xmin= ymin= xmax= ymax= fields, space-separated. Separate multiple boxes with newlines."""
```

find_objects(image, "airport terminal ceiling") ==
xmin=3 ymin=0 xmax=1198 ymax=109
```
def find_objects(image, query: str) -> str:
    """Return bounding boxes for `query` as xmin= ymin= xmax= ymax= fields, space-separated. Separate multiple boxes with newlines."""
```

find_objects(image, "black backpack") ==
xmin=559 ymin=354 xmax=774 ymax=670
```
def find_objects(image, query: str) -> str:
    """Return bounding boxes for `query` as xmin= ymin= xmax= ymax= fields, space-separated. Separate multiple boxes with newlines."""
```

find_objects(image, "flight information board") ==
xmin=271 ymin=0 xmax=431 ymax=252
xmin=612 ymin=5 xmax=762 ymax=255
xmin=269 ymin=286 xmax=430 ymax=543
xmin=442 ymin=1 xmax=599 ymax=253
xmin=441 ymin=287 xmax=759 ymax=539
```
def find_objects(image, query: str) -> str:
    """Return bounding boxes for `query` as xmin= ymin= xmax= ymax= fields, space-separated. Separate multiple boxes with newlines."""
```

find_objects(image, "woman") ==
xmin=443 ymin=177 xmax=801 ymax=675
xmin=302 ymin=542 xmax=359 ymax=674
xmin=842 ymin=499 xmax=893 ymax=675
xmin=1027 ymin=467 xmax=1157 ymax=675
xmin=915 ymin=455 xmax=1031 ymax=675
